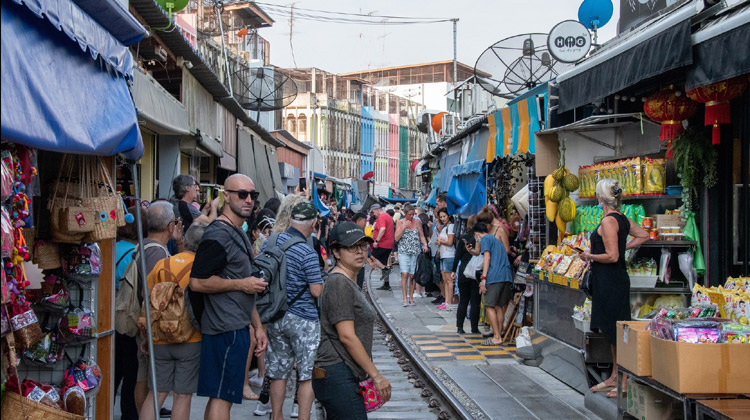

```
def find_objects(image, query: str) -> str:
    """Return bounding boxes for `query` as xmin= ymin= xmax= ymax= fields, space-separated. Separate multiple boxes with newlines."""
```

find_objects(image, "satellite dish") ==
xmin=156 ymin=0 xmax=189 ymax=14
xmin=233 ymin=67 xmax=298 ymax=119
xmin=578 ymin=0 xmax=614 ymax=30
xmin=474 ymin=33 xmax=572 ymax=99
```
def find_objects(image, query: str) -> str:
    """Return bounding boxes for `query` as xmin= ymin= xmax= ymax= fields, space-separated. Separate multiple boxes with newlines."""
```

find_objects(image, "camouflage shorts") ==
xmin=266 ymin=312 xmax=321 ymax=381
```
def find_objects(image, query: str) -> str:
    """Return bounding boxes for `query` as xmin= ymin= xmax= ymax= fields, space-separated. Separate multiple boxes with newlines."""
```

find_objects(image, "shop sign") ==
xmin=547 ymin=20 xmax=591 ymax=63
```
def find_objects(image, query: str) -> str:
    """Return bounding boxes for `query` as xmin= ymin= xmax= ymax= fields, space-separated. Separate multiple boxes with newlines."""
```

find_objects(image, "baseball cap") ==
xmin=370 ymin=204 xmax=381 ymax=211
xmin=291 ymin=201 xmax=319 ymax=221
xmin=329 ymin=222 xmax=374 ymax=247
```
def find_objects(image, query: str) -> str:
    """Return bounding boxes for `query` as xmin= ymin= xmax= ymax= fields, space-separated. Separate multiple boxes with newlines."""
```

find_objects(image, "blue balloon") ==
xmin=578 ymin=0 xmax=613 ymax=30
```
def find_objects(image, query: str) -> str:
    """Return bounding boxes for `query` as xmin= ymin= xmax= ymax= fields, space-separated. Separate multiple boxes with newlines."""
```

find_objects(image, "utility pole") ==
xmin=452 ymin=18 xmax=459 ymax=114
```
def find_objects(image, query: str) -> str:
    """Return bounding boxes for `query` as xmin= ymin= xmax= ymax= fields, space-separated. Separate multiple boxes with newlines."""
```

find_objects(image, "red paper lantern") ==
xmin=686 ymin=75 xmax=748 ymax=145
xmin=643 ymin=87 xmax=698 ymax=158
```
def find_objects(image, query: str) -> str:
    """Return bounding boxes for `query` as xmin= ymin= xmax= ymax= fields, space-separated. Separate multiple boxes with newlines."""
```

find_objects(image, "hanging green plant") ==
xmin=670 ymin=128 xmax=717 ymax=213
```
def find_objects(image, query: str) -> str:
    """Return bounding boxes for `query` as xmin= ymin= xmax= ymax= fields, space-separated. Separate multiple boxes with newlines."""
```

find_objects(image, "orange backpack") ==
xmin=137 ymin=255 xmax=198 ymax=343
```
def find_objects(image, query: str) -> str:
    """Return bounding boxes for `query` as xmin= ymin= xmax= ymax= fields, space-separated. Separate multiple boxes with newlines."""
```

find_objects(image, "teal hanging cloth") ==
xmin=682 ymin=212 xmax=705 ymax=275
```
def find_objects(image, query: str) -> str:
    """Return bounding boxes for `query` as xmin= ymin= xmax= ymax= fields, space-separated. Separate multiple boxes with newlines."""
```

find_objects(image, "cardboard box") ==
xmin=534 ymin=132 xmax=559 ymax=177
xmin=654 ymin=214 xmax=685 ymax=230
xmin=627 ymin=380 xmax=682 ymax=420
xmin=650 ymin=335 xmax=750 ymax=394
xmin=617 ymin=321 xmax=652 ymax=376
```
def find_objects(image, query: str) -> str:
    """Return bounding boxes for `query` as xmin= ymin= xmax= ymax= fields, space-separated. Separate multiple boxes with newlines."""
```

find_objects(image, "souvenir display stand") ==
xmin=2 ymin=146 xmax=120 ymax=419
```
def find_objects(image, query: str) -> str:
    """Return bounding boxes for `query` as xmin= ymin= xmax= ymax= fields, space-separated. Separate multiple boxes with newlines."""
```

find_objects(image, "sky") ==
xmin=256 ymin=0 xmax=620 ymax=74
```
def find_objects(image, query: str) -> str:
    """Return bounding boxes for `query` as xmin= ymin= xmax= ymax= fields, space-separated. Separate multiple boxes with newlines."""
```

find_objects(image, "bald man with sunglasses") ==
xmin=190 ymin=174 xmax=268 ymax=420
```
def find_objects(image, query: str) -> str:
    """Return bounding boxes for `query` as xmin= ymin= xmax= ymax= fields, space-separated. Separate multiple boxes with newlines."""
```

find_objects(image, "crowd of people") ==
xmin=114 ymin=174 xmax=392 ymax=420
xmin=112 ymin=170 xmax=644 ymax=418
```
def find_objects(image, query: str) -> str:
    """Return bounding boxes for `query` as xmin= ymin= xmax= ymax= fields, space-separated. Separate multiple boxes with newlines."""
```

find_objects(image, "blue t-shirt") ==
xmin=263 ymin=228 xmax=323 ymax=321
xmin=115 ymin=240 xmax=136 ymax=290
xmin=480 ymin=234 xmax=513 ymax=284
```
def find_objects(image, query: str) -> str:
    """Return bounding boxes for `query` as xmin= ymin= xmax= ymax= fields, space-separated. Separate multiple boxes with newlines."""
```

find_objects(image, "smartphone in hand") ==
xmin=299 ymin=177 xmax=307 ymax=191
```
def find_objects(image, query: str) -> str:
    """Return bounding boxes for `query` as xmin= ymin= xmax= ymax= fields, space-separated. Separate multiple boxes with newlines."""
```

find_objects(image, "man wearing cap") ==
xmin=371 ymin=204 xmax=395 ymax=291
xmin=263 ymin=202 xmax=324 ymax=420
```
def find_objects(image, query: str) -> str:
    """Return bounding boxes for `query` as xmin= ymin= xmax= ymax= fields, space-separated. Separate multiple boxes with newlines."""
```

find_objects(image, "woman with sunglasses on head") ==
xmin=313 ymin=222 xmax=391 ymax=419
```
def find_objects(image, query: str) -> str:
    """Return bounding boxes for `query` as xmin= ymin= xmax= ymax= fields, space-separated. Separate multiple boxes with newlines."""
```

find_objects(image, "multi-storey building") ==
xmin=280 ymin=68 xmax=426 ymax=191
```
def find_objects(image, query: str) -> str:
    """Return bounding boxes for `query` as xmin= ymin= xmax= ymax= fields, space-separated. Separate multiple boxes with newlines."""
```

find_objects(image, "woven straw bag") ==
xmin=32 ymin=240 xmax=61 ymax=270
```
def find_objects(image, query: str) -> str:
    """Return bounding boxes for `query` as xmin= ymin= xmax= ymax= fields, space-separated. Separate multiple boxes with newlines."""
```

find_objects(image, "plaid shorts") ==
xmin=266 ymin=312 xmax=320 ymax=381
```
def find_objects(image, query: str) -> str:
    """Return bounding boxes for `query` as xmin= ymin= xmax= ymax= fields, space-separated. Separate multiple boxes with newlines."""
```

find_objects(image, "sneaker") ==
xmin=431 ymin=296 xmax=444 ymax=305
xmin=436 ymin=303 xmax=448 ymax=310
xmin=248 ymin=372 xmax=263 ymax=388
xmin=253 ymin=401 xmax=272 ymax=416
xmin=290 ymin=403 xmax=313 ymax=418
xmin=159 ymin=407 xmax=171 ymax=418
xmin=421 ymin=292 xmax=427 ymax=298
xmin=413 ymin=292 xmax=420 ymax=299
xmin=377 ymin=284 xmax=392 ymax=291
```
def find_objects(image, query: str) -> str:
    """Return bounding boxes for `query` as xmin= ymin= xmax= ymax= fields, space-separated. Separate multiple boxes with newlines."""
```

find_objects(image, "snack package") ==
xmin=721 ymin=324 xmax=750 ymax=343
xmin=643 ymin=158 xmax=666 ymax=194
xmin=691 ymin=284 xmax=712 ymax=307
xmin=659 ymin=248 xmax=671 ymax=284
xmin=673 ymin=320 xmax=721 ymax=343
xmin=648 ymin=316 xmax=674 ymax=340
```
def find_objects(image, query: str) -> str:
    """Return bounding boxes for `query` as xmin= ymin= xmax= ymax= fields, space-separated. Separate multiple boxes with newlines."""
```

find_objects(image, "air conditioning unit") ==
xmin=154 ymin=45 xmax=168 ymax=62
xmin=442 ymin=114 xmax=456 ymax=137
xmin=460 ymin=87 xmax=473 ymax=120
xmin=472 ymin=84 xmax=492 ymax=115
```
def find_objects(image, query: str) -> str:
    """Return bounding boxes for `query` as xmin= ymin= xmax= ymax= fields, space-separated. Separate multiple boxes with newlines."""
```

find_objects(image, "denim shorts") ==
xmin=398 ymin=253 xmax=418 ymax=275
xmin=440 ymin=257 xmax=455 ymax=273
xmin=312 ymin=362 xmax=366 ymax=420
xmin=196 ymin=328 xmax=250 ymax=404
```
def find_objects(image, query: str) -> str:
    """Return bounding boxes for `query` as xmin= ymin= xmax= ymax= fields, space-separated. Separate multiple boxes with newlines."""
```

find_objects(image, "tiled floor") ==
xmin=412 ymin=332 xmax=518 ymax=361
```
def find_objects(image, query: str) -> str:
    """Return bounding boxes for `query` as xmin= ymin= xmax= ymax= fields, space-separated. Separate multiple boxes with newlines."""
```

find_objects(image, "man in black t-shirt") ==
xmin=189 ymin=174 xmax=268 ymax=420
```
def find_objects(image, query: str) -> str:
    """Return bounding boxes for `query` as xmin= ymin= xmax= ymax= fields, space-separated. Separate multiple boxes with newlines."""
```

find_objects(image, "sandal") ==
xmin=243 ymin=386 xmax=259 ymax=400
xmin=591 ymin=382 xmax=616 ymax=393
xmin=606 ymin=389 xmax=624 ymax=398
xmin=481 ymin=338 xmax=501 ymax=346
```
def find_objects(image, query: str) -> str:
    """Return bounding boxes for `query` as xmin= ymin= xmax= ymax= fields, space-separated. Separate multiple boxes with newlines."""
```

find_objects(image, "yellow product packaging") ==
xmin=629 ymin=157 xmax=642 ymax=195
xmin=643 ymin=158 xmax=666 ymax=194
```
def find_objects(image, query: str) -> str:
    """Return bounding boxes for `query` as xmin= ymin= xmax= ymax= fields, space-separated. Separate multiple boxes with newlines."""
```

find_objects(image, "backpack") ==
xmin=137 ymin=255 xmax=197 ymax=343
xmin=114 ymin=242 xmax=168 ymax=337
xmin=413 ymin=252 xmax=434 ymax=287
xmin=253 ymin=233 xmax=307 ymax=324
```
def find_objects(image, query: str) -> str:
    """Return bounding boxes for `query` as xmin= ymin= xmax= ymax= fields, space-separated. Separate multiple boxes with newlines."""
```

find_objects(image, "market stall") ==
xmin=0 ymin=0 xmax=152 ymax=419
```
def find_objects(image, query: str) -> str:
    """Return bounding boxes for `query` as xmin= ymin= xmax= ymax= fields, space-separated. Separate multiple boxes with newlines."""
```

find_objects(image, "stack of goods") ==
xmin=572 ymin=298 xmax=592 ymax=332
xmin=692 ymin=280 xmax=749 ymax=325
xmin=534 ymin=235 xmax=590 ymax=280
xmin=578 ymin=157 xmax=666 ymax=198
xmin=628 ymin=258 xmax=657 ymax=276
xmin=650 ymin=318 xmax=750 ymax=344
xmin=544 ymin=165 xmax=579 ymax=239
xmin=571 ymin=204 xmax=645 ymax=233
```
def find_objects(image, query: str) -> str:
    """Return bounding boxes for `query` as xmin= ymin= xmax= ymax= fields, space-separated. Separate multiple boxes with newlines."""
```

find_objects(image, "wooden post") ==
xmin=96 ymin=156 xmax=115 ymax=420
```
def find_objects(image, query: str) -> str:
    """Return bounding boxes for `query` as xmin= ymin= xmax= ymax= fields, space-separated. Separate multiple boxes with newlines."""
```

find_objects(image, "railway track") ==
xmin=362 ymin=272 xmax=480 ymax=420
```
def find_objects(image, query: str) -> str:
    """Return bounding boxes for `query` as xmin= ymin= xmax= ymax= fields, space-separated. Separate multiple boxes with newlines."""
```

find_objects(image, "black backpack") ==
xmin=253 ymin=233 xmax=307 ymax=324
xmin=413 ymin=252 xmax=434 ymax=287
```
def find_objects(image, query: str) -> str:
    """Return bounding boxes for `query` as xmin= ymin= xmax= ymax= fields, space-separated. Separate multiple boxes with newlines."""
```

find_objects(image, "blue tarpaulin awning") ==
xmin=439 ymin=153 xmax=461 ymax=193
xmin=1 ymin=0 xmax=143 ymax=160
xmin=447 ymin=160 xmax=486 ymax=218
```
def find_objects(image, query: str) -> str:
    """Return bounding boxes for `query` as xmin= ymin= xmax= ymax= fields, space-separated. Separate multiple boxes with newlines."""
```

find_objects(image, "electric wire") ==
xmin=255 ymin=3 xmax=452 ymax=25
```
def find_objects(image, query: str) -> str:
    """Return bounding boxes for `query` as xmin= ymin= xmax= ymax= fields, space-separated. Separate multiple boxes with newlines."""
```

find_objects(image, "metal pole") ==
xmin=216 ymin=1 xmax=233 ymax=97
xmin=131 ymin=162 xmax=160 ymax=420
xmin=452 ymin=19 xmax=458 ymax=114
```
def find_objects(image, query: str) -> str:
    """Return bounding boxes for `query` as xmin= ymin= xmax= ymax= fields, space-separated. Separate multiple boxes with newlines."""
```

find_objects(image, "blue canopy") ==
xmin=1 ymin=0 xmax=143 ymax=160
xmin=72 ymin=0 xmax=147 ymax=46
xmin=447 ymin=160 xmax=486 ymax=218
xmin=439 ymin=153 xmax=461 ymax=193
xmin=381 ymin=197 xmax=418 ymax=204
xmin=312 ymin=186 xmax=331 ymax=217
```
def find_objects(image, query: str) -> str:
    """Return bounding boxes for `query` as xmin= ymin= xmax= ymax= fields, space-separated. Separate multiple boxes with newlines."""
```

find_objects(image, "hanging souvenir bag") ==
xmin=23 ymin=314 xmax=65 ymax=367
xmin=63 ymin=349 xmax=102 ymax=394
xmin=61 ymin=243 xmax=101 ymax=285
xmin=57 ymin=285 xmax=95 ymax=344
xmin=1 ymin=303 xmax=10 ymax=337
xmin=29 ymin=274 xmax=70 ymax=313
xmin=32 ymin=240 xmax=62 ymax=270
xmin=2 ymin=207 xmax=13 ymax=258
xmin=48 ymin=155 xmax=87 ymax=243
xmin=9 ymin=299 xmax=43 ymax=351
xmin=1 ymin=151 xmax=13 ymax=201
xmin=82 ymin=156 xmax=125 ymax=242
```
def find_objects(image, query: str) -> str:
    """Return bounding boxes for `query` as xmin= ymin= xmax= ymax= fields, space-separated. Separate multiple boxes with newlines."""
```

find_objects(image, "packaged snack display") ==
xmin=721 ymin=324 xmax=750 ymax=343
xmin=673 ymin=320 xmax=721 ymax=343
xmin=642 ymin=158 xmax=666 ymax=194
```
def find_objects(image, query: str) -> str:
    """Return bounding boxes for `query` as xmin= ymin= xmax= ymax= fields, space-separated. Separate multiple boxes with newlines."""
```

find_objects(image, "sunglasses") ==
xmin=225 ymin=189 xmax=260 ymax=201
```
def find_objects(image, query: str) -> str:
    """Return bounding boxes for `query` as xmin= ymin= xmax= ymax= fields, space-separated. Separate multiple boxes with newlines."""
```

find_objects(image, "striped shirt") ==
xmin=263 ymin=228 xmax=323 ymax=320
